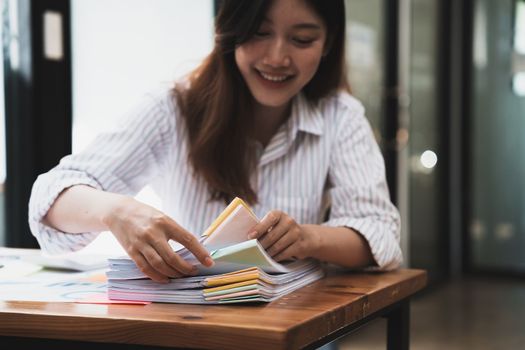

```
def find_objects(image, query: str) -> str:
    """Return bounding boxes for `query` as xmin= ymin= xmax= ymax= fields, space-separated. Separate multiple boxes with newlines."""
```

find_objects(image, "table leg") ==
xmin=386 ymin=299 xmax=410 ymax=350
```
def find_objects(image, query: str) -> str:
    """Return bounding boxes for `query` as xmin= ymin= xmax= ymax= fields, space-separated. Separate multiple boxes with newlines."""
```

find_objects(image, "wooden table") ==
xmin=0 ymin=268 xmax=426 ymax=350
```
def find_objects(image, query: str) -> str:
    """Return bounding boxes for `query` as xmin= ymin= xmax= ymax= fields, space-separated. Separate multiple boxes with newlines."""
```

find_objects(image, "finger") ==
xmin=266 ymin=232 xmax=296 ymax=258
xmin=141 ymin=245 xmax=182 ymax=278
xmin=258 ymin=221 xmax=289 ymax=250
xmin=167 ymin=221 xmax=214 ymax=267
xmin=151 ymin=238 xmax=198 ymax=276
xmin=248 ymin=211 xmax=282 ymax=239
xmin=273 ymin=244 xmax=298 ymax=262
xmin=131 ymin=251 xmax=170 ymax=283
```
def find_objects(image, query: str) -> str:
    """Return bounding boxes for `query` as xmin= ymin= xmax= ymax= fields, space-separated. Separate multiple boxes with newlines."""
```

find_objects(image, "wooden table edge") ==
xmin=0 ymin=269 xmax=428 ymax=349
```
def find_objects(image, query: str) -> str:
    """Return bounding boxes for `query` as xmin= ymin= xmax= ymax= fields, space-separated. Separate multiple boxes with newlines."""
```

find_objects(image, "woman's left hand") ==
xmin=248 ymin=210 xmax=321 ymax=262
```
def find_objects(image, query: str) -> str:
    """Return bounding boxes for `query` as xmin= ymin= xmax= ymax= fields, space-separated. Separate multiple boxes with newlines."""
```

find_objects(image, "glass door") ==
xmin=468 ymin=0 xmax=525 ymax=272
xmin=345 ymin=0 xmax=446 ymax=283
xmin=0 ymin=0 xmax=6 ymax=246
xmin=406 ymin=0 xmax=446 ymax=283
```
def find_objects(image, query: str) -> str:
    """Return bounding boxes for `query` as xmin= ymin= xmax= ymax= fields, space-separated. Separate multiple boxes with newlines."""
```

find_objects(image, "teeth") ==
xmin=259 ymin=71 xmax=289 ymax=82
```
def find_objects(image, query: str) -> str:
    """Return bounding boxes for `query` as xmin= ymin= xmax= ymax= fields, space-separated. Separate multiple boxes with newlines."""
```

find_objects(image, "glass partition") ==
xmin=345 ymin=0 xmax=385 ymax=143
xmin=469 ymin=0 xmax=525 ymax=272
xmin=0 ymin=0 xmax=6 ymax=246
xmin=407 ymin=0 xmax=444 ymax=281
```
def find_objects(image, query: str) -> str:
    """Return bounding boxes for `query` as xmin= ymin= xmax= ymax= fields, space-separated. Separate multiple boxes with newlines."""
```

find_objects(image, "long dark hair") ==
xmin=175 ymin=0 xmax=349 ymax=204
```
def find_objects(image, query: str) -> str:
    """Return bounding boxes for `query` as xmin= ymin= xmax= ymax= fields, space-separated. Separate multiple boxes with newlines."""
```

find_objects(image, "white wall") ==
xmin=71 ymin=0 xmax=214 ymax=153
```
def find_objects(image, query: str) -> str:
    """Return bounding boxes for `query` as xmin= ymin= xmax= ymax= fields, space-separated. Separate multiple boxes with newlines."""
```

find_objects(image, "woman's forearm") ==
xmin=44 ymin=185 xmax=129 ymax=233
xmin=303 ymin=224 xmax=376 ymax=268
xmin=43 ymin=185 xmax=214 ymax=282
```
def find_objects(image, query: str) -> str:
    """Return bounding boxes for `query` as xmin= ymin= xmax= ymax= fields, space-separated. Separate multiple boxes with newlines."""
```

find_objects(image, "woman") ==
xmin=29 ymin=0 xmax=402 ymax=283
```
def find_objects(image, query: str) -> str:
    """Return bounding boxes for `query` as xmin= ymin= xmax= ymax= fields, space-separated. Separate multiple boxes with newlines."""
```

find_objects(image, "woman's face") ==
xmin=235 ymin=0 xmax=327 ymax=109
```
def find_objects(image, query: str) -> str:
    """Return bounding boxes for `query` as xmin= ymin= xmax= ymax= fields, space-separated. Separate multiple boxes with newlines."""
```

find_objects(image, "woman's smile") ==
xmin=254 ymin=68 xmax=295 ymax=88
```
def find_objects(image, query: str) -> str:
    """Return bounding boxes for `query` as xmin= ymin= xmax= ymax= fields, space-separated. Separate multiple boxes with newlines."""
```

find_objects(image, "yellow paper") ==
xmin=203 ymin=278 xmax=259 ymax=294
xmin=204 ymin=270 xmax=261 ymax=287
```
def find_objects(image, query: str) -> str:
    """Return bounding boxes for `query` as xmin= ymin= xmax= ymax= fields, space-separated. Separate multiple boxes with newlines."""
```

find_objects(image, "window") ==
xmin=513 ymin=0 xmax=525 ymax=95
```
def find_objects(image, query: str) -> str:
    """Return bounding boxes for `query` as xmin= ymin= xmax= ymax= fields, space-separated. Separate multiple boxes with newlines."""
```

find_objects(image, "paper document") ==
xmin=23 ymin=253 xmax=111 ymax=271
xmin=107 ymin=197 xmax=325 ymax=304
xmin=0 ymin=270 xmax=106 ymax=302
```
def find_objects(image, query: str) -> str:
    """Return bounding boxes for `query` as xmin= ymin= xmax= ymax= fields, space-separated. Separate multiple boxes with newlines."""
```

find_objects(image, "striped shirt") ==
xmin=29 ymin=89 xmax=402 ymax=270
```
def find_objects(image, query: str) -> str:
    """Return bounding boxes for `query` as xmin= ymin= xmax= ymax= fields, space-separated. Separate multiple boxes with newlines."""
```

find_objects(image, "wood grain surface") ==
xmin=0 ymin=268 xmax=427 ymax=349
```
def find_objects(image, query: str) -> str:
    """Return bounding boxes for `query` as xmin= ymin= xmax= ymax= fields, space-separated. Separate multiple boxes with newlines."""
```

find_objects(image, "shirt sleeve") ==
xmin=322 ymin=101 xmax=403 ymax=271
xmin=28 ymin=92 xmax=177 ymax=254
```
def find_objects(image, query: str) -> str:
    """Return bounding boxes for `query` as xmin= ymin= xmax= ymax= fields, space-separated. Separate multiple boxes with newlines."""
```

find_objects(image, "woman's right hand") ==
xmin=102 ymin=197 xmax=214 ymax=283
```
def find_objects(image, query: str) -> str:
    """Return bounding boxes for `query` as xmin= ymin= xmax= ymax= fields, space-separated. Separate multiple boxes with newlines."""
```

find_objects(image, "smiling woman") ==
xmin=177 ymin=0 xmax=349 ymax=205
xmin=29 ymin=0 xmax=402 ymax=283
xmin=234 ymin=1 xmax=327 ymax=109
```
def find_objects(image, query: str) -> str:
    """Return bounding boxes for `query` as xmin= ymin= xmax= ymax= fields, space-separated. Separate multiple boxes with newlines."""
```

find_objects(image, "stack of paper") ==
xmin=108 ymin=260 xmax=323 ymax=304
xmin=107 ymin=198 xmax=324 ymax=304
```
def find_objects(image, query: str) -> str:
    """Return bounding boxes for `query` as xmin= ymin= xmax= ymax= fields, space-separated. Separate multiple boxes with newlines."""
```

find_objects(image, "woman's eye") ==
xmin=255 ymin=31 xmax=270 ymax=38
xmin=293 ymin=38 xmax=315 ymax=46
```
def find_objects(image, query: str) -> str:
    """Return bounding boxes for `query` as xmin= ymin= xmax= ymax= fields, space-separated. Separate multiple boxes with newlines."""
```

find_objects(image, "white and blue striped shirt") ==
xmin=29 ymin=89 xmax=402 ymax=270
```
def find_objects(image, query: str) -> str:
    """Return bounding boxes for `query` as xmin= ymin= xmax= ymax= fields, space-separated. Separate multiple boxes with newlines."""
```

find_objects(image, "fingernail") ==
xmin=205 ymin=257 xmax=214 ymax=267
xmin=247 ymin=231 xmax=257 ymax=239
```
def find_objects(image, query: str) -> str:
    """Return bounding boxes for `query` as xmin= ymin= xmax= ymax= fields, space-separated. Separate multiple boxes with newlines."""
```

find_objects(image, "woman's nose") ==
xmin=262 ymin=39 xmax=291 ymax=68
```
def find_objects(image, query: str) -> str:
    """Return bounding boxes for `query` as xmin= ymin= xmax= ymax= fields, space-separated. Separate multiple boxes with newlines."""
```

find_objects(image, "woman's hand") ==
xmin=102 ymin=197 xmax=213 ymax=283
xmin=247 ymin=210 xmax=321 ymax=262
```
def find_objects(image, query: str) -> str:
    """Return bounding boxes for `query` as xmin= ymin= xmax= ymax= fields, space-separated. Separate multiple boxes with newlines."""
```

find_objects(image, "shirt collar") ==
xmin=258 ymin=94 xmax=324 ymax=167
xmin=293 ymin=92 xmax=325 ymax=136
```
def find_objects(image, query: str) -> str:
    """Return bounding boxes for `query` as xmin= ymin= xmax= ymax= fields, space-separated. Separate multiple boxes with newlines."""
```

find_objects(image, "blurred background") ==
xmin=1 ymin=0 xmax=524 ymax=348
